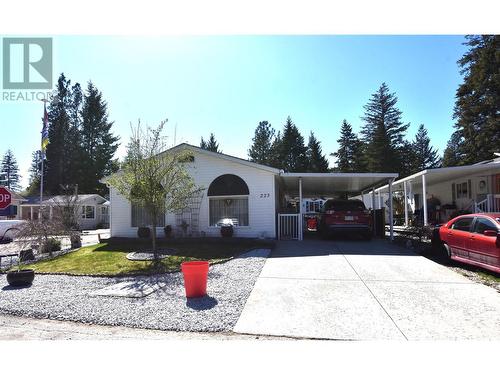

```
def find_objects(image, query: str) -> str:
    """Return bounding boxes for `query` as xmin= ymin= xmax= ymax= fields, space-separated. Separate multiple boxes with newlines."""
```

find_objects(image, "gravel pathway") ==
xmin=0 ymin=249 xmax=270 ymax=332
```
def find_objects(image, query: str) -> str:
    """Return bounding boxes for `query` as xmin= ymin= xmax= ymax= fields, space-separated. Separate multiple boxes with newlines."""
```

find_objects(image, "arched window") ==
xmin=208 ymin=174 xmax=249 ymax=227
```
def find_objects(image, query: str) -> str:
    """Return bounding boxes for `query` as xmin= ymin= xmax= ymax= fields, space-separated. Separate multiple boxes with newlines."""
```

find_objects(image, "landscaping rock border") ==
xmin=0 ymin=248 xmax=271 ymax=332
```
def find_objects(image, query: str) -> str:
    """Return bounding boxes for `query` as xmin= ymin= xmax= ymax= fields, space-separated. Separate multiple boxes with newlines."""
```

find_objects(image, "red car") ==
xmin=438 ymin=213 xmax=500 ymax=274
xmin=318 ymin=199 xmax=372 ymax=240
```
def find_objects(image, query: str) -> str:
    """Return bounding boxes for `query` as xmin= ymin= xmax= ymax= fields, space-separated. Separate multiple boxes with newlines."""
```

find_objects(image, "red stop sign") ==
xmin=0 ymin=187 xmax=12 ymax=209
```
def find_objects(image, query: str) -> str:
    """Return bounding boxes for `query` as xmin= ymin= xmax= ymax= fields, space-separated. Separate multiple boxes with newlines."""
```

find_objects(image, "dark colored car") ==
xmin=318 ymin=199 xmax=372 ymax=240
xmin=438 ymin=213 xmax=500 ymax=274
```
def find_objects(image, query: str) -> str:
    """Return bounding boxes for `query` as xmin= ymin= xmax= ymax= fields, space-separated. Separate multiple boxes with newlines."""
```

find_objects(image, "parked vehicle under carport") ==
xmin=318 ymin=199 xmax=372 ymax=240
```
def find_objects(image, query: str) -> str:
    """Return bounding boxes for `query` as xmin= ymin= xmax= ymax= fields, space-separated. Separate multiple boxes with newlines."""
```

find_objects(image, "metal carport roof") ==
xmin=279 ymin=172 xmax=399 ymax=196
xmin=374 ymin=162 xmax=500 ymax=193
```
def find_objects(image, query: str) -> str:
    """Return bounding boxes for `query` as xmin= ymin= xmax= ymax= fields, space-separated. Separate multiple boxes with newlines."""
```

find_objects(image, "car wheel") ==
xmin=441 ymin=243 xmax=452 ymax=263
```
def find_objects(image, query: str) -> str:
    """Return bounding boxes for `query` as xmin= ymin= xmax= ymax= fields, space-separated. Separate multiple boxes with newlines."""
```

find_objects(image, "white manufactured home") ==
xmin=107 ymin=144 xmax=398 ymax=240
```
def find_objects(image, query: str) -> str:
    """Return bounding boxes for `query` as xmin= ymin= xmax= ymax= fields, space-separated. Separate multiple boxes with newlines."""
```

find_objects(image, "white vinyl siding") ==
xmin=110 ymin=149 xmax=277 ymax=238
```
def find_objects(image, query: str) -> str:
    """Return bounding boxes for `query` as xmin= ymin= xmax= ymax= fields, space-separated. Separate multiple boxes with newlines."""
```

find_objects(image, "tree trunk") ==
xmin=151 ymin=220 xmax=158 ymax=262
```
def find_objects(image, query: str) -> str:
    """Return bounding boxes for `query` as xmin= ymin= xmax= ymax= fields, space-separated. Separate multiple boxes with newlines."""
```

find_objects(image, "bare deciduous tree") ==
xmin=106 ymin=120 xmax=201 ymax=262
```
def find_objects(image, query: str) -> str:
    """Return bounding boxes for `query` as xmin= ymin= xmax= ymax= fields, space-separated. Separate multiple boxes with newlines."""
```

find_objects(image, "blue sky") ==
xmin=0 ymin=35 xmax=468 ymax=188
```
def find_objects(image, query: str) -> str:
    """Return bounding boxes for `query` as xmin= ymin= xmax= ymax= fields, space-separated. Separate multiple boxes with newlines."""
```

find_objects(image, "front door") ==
xmin=468 ymin=217 xmax=500 ymax=268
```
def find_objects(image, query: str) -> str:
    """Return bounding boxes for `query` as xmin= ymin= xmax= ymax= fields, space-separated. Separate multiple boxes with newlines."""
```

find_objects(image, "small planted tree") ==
xmin=107 ymin=120 xmax=200 ymax=262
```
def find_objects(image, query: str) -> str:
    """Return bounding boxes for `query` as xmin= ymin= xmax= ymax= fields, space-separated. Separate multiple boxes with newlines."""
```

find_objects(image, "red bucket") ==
xmin=181 ymin=261 xmax=209 ymax=298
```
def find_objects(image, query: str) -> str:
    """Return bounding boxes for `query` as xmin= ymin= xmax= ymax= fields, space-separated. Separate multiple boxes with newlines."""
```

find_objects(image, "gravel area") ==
xmin=0 ymin=248 xmax=270 ymax=332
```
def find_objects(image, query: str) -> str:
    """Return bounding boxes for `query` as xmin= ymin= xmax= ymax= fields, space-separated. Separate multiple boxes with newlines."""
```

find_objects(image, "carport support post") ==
xmin=389 ymin=179 xmax=394 ymax=241
xmin=298 ymin=177 xmax=303 ymax=241
xmin=403 ymin=181 xmax=409 ymax=227
xmin=371 ymin=188 xmax=376 ymax=235
xmin=422 ymin=174 xmax=428 ymax=226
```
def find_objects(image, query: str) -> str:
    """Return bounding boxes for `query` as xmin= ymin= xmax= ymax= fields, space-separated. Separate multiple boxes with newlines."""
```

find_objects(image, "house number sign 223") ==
xmin=259 ymin=193 xmax=270 ymax=198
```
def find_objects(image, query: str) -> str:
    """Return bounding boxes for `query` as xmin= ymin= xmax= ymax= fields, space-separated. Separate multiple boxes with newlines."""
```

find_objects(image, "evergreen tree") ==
xmin=331 ymin=120 xmax=365 ymax=172
xmin=274 ymin=116 xmax=308 ymax=172
xmin=360 ymin=83 xmax=410 ymax=173
xmin=399 ymin=141 xmax=416 ymax=178
xmin=248 ymin=121 xmax=275 ymax=165
xmin=305 ymin=132 xmax=329 ymax=172
xmin=200 ymin=133 xmax=221 ymax=153
xmin=442 ymin=131 xmax=464 ymax=167
xmin=268 ymin=131 xmax=282 ymax=169
xmin=79 ymin=82 xmax=120 ymax=195
xmin=0 ymin=149 xmax=21 ymax=191
xmin=45 ymin=74 xmax=83 ymax=194
xmin=25 ymin=150 xmax=43 ymax=195
xmin=453 ymin=35 xmax=500 ymax=164
xmin=409 ymin=124 xmax=441 ymax=172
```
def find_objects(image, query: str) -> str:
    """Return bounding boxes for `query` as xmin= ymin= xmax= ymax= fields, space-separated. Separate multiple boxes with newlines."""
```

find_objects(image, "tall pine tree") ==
xmin=248 ymin=121 xmax=275 ymax=165
xmin=331 ymin=120 xmax=365 ymax=172
xmin=360 ymin=83 xmax=410 ymax=173
xmin=200 ymin=133 xmax=221 ymax=153
xmin=268 ymin=130 xmax=282 ymax=169
xmin=0 ymin=149 xmax=21 ymax=191
xmin=305 ymin=132 xmax=329 ymax=172
xmin=442 ymin=131 xmax=464 ymax=167
xmin=409 ymin=124 xmax=441 ymax=173
xmin=79 ymin=82 xmax=120 ymax=195
xmin=273 ymin=116 xmax=308 ymax=172
xmin=453 ymin=35 xmax=500 ymax=164
xmin=25 ymin=150 xmax=43 ymax=195
xmin=45 ymin=74 xmax=83 ymax=194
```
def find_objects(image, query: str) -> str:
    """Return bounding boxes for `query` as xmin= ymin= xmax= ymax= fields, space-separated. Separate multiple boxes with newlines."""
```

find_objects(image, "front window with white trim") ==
xmin=207 ymin=174 xmax=249 ymax=227
xmin=81 ymin=205 xmax=95 ymax=219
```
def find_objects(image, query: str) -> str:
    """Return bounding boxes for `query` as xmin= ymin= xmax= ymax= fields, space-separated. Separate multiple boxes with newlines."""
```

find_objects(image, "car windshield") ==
xmin=324 ymin=200 xmax=366 ymax=211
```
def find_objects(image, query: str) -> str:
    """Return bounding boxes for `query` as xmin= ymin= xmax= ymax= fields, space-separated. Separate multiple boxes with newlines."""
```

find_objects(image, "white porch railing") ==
xmin=474 ymin=194 xmax=500 ymax=213
xmin=278 ymin=213 xmax=302 ymax=240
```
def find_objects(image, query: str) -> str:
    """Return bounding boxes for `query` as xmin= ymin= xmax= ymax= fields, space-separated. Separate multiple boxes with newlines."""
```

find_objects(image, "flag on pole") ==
xmin=41 ymin=102 xmax=49 ymax=152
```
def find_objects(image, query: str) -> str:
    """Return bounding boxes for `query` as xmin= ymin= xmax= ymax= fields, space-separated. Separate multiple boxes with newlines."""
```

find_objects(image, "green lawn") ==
xmin=26 ymin=238 xmax=274 ymax=276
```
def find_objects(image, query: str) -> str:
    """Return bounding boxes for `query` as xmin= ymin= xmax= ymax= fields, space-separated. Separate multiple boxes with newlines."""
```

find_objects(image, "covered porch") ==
xmin=276 ymin=172 xmax=398 ymax=240
xmin=373 ymin=161 xmax=500 ymax=227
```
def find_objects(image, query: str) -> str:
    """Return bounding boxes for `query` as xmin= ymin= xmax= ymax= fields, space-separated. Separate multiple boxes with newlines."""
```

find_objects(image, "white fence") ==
xmin=474 ymin=194 xmax=500 ymax=213
xmin=278 ymin=213 xmax=302 ymax=240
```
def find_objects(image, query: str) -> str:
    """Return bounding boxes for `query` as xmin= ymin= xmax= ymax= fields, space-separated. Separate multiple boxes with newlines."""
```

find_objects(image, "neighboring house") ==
xmin=106 ymin=143 xmax=398 ymax=240
xmin=19 ymin=194 xmax=109 ymax=230
xmin=0 ymin=187 xmax=26 ymax=219
xmin=366 ymin=156 xmax=500 ymax=226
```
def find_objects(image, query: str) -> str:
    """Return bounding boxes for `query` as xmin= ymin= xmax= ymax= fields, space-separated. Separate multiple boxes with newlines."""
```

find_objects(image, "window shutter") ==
xmin=452 ymin=183 xmax=456 ymax=202
xmin=468 ymin=179 xmax=472 ymax=199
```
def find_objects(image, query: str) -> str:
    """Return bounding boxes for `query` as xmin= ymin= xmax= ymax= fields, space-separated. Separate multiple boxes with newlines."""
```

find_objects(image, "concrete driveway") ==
xmin=234 ymin=239 xmax=500 ymax=340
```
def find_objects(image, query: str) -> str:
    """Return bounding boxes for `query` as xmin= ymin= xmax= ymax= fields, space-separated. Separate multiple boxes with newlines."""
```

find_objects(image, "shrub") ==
xmin=137 ymin=227 xmax=151 ymax=238
xmin=40 ymin=238 xmax=62 ymax=254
